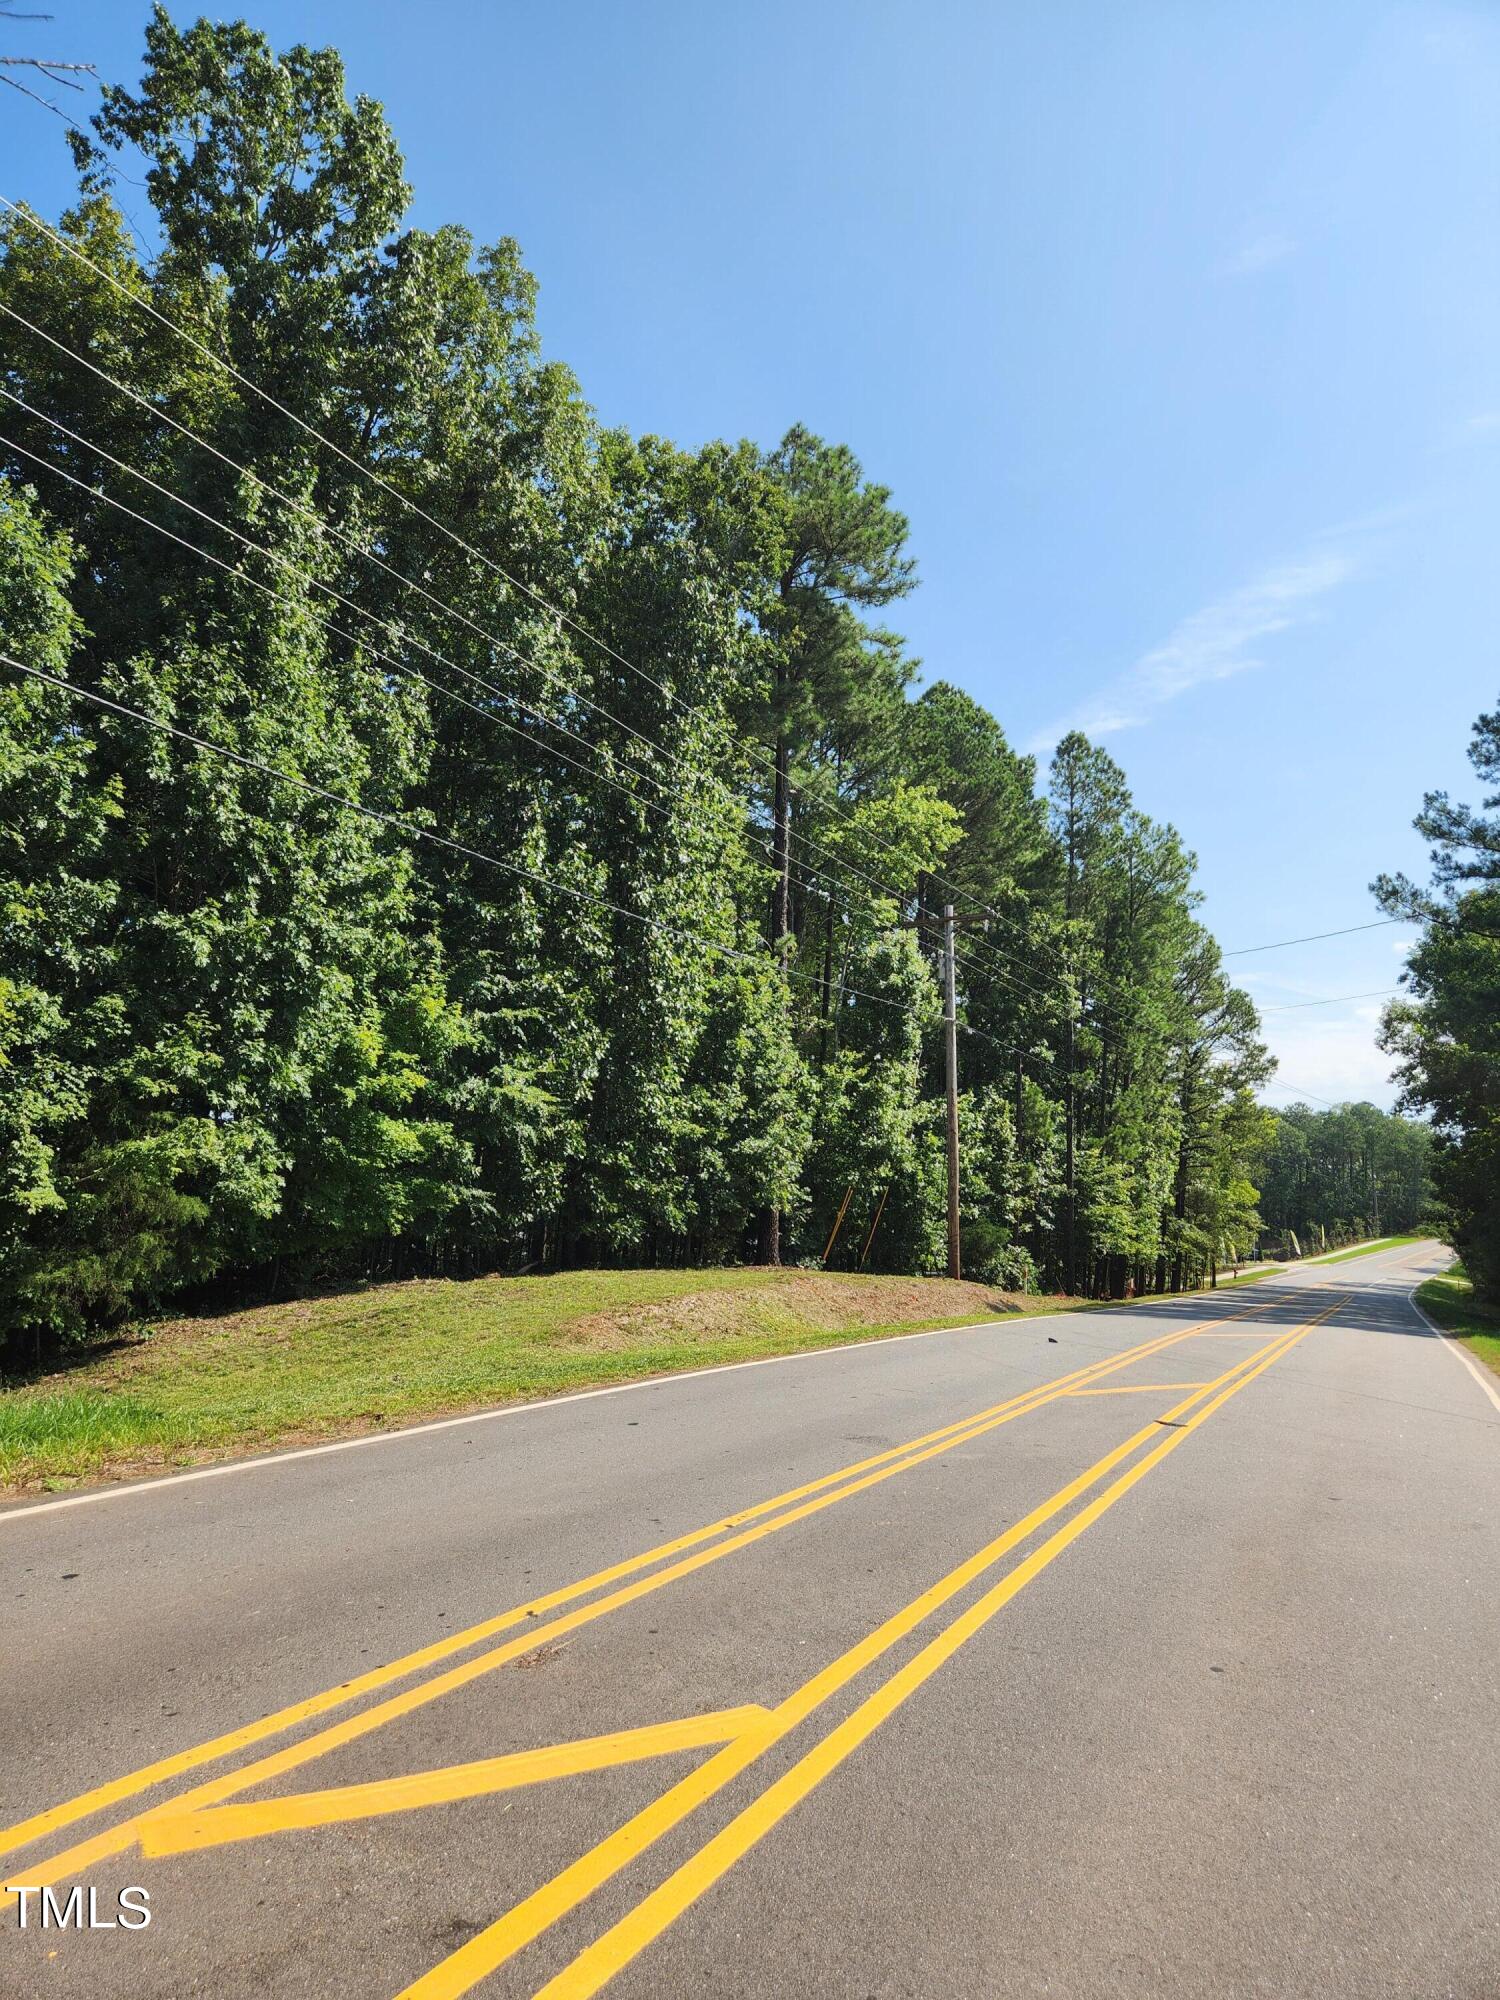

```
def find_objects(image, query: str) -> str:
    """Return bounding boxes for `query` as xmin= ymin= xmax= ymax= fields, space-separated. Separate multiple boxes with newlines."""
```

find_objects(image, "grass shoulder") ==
xmin=1 ymin=1267 xmax=1089 ymax=1496
xmin=1304 ymin=1234 xmax=1428 ymax=1266
xmin=0 ymin=1259 xmax=1292 ymax=1498
xmin=1415 ymin=1263 xmax=1500 ymax=1381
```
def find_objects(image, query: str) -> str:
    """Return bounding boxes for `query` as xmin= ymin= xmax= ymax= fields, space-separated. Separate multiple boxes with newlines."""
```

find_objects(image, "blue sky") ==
xmin=4 ymin=1 xmax=1498 ymax=1108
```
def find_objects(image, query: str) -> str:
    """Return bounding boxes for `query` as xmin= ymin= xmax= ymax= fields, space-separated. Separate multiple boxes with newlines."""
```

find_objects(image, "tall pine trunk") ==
xmin=756 ymin=723 xmax=791 ymax=1265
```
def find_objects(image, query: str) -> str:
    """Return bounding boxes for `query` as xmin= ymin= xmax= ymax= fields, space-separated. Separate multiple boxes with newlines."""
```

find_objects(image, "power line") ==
xmin=1261 ymin=987 xmax=1403 ymax=1012
xmin=0 ymin=650 xmax=896 ymax=1024
xmin=0 ymin=387 xmax=726 ymax=797
xmin=1260 ymin=1078 xmax=1355 ymax=1110
xmin=0 ymin=417 xmax=882 ymax=936
xmin=1225 ymin=918 xmax=1404 ymax=957
xmin=1 ymin=394 xmax=1055 ymax=1013
xmin=0 ymin=650 xmax=1037 ymax=1064
xmin=0 ymin=424 xmax=703 ymax=831
xmin=0 ymin=409 xmax=875 ymax=940
xmin=0 ymin=383 xmax=742 ymax=830
xmin=0 ymin=346 xmax=1060 ymax=1004
xmin=0 ymin=195 xmax=1060 ymax=967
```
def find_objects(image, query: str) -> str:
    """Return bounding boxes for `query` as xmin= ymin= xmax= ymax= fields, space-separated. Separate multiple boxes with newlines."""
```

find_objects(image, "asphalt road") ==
xmin=3 ymin=1241 xmax=1498 ymax=1999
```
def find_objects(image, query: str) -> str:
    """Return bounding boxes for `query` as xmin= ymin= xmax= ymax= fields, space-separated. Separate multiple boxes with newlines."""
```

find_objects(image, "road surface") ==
xmin=3 ymin=1241 xmax=1497 ymax=1998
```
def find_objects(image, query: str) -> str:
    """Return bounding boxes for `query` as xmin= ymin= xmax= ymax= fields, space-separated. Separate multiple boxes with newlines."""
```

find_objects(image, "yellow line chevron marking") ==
xmin=6 ymin=1302 xmax=1283 ymax=1903
xmin=394 ymin=1300 xmax=1348 ymax=1999
xmin=139 ymin=1707 xmax=773 ymax=1858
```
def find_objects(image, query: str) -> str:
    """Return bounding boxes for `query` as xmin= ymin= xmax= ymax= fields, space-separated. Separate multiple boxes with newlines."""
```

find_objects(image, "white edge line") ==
xmin=1407 ymin=1270 xmax=1500 ymax=1419
xmin=0 ymin=1260 xmax=1362 ymax=1527
xmin=0 ymin=1304 xmax=1084 ymax=1523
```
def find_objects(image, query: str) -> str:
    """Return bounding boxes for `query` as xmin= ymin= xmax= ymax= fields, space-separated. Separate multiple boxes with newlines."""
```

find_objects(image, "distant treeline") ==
xmin=1256 ymin=1103 xmax=1433 ymax=1253
xmin=0 ymin=11 xmax=1429 ymax=1357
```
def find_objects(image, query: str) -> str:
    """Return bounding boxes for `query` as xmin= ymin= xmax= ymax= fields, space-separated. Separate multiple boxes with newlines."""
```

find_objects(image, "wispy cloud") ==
xmin=1222 ymin=229 xmax=1295 ymax=277
xmin=1028 ymin=544 xmax=1357 ymax=756
xmin=1258 ymin=1005 xmax=1400 ymax=1110
xmin=1468 ymin=409 xmax=1500 ymax=434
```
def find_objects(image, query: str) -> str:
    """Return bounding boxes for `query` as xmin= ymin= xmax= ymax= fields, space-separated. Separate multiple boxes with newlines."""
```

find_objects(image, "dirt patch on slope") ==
xmin=567 ymin=1270 xmax=1026 ymax=1351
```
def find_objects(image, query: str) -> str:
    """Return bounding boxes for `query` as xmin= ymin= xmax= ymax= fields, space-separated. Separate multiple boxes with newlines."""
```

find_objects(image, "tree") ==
xmin=0 ymin=7 xmax=1282 ymax=1355
xmin=746 ymin=428 xmax=916 ymax=1262
xmin=1258 ymin=1102 xmax=1433 ymax=1246
xmin=1374 ymin=698 xmax=1500 ymax=1297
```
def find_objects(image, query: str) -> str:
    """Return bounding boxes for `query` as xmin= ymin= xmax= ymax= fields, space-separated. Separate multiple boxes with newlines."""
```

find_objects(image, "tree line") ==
xmin=1376 ymin=698 xmax=1499 ymax=1301
xmin=0 ymin=11 xmax=1431 ymax=1357
xmin=1256 ymin=1102 xmax=1432 ymax=1255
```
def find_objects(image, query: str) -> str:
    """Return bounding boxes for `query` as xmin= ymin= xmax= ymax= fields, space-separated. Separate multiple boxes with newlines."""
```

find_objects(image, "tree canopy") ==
xmin=0 ymin=9 xmax=1338 ymax=1355
xmin=1374 ymin=697 xmax=1499 ymax=1298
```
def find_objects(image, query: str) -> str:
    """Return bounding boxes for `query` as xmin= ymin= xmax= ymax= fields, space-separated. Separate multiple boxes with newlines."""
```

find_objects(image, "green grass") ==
xmin=1415 ymin=1263 xmax=1500 ymax=1381
xmin=0 ymin=1254 xmax=1313 ymax=1496
xmin=1305 ymin=1233 xmax=1429 ymax=1265
xmin=0 ymin=1266 xmax=1089 ymax=1494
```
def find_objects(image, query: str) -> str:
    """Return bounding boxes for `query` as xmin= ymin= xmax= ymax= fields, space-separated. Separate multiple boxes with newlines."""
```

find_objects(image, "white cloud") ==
xmin=1258 ymin=1002 xmax=1401 ymax=1110
xmin=1028 ymin=545 xmax=1357 ymax=756
xmin=1468 ymin=410 xmax=1500 ymax=434
xmin=1222 ymin=229 xmax=1295 ymax=276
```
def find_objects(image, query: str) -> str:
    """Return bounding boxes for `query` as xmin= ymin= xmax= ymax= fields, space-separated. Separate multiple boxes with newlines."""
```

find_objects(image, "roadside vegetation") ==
xmin=1377 ymin=699 xmax=1500 ymax=1307
xmin=0 ymin=12 xmax=1443 ymax=1383
xmin=1256 ymin=1105 xmax=1434 ymax=1258
xmin=0 ymin=1266 xmax=1096 ymax=1492
xmin=1415 ymin=1264 xmax=1500 ymax=1381
xmin=1306 ymin=1233 xmax=1429 ymax=1265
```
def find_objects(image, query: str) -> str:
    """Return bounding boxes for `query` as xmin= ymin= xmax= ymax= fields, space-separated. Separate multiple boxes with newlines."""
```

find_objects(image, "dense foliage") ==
xmin=0 ymin=10 xmax=1332 ymax=1353
xmin=1375 ymin=698 xmax=1500 ymax=1300
xmin=1256 ymin=1102 xmax=1433 ymax=1253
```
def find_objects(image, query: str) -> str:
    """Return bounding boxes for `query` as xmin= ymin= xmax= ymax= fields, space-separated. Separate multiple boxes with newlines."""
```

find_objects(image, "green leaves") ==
xmin=1375 ymin=698 xmax=1499 ymax=1297
xmin=1 ymin=9 xmax=1286 ymax=1350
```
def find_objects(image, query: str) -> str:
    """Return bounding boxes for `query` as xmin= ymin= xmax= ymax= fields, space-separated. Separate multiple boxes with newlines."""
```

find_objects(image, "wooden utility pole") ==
xmin=1014 ymin=1051 xmax=1025 ymax=1158
xmin=943 ymin=904 xmax=961 ymax=1280
xmin=1064 ymin=982 xmax=1077 ymax=1295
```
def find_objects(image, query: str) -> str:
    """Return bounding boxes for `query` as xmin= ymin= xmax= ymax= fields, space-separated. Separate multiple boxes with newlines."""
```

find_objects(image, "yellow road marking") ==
xmin=4 ymin=1297 xmax=1281 ymax=1897
xmin=140 ymin=1708 xmax=774 ymax=1857
xmin=393 ymin=1301 xmax=1345 ymax=2000
xmin=1189 ymin=1325 xmax=1290 ymax=1336
xmin=8 ymin=1322 xmax=1201 ymax=1892
xmin=1067 ymin=1382 xmax=1211 ymax=1395
xmin=530 ymin=1301 xmax=1341 ymax=2000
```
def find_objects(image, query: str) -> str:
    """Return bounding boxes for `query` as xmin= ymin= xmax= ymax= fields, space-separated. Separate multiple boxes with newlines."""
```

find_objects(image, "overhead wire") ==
xmin=1224 ymin=918 xmax=1404 ymax=956
xmin=1259 ymin=1078 xmax=1345 ymax=1109
xmin=0 ymin=405 xmax=906 ymax=935
xmin=0 ymin=406 xmax=1050 ymax=1025
xmin=1 ymin=206 xmax=1416 ymax=1213
xmin=1261 ymin=988 xmax=1403 ymax=1012
xmin=0 ymin=650 xmax=1038 ymax=1065
xmin=0 ymin=194 xmax=1064 ymax=972
xmin=0 ymin=347 xmax=1059 ymax=1004
xmin=0 ymin=424 xmax=701 ymax=830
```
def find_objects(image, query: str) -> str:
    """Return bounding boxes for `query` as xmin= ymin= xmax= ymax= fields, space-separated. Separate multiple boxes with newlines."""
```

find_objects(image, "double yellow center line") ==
xmin=2 ymin=1287 xmax=1332 ymax=1954
xmin=392 ymin=1294 xmax=1344 ymax=1999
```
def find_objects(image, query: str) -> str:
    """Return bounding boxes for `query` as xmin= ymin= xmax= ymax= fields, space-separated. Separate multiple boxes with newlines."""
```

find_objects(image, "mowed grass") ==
xmin=1415 ymin=1263 xmax=1500 ymax=1381
xmin=1307 ymin=1233 xmax=1429 ymax=1265
xmin=0 ymin=1266 xmax=1078 ymax=1494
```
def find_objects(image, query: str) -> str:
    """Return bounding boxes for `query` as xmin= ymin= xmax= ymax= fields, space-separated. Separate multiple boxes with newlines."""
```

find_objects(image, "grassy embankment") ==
xmin=1415 ymin=1262 xmax=1500 ymax=1382
xmin=15 ymin=1241 xmax=1435 ymax=1498
xmin=1305 ymin=1233 xmax=1429 ymax=1265
xmin=1 ymin=1267 xmax=1099 ymax=1494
